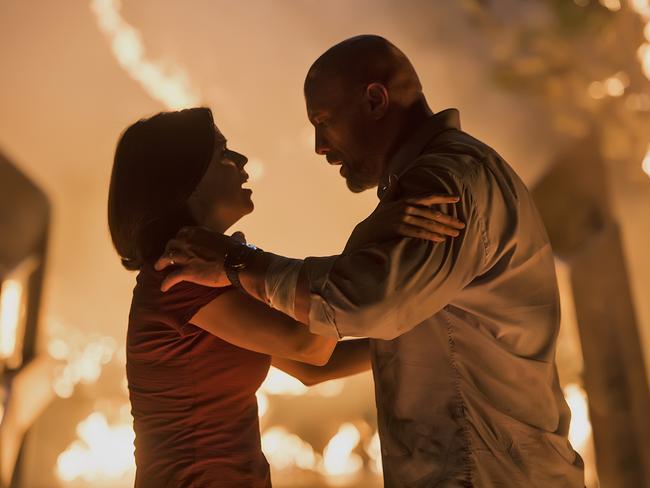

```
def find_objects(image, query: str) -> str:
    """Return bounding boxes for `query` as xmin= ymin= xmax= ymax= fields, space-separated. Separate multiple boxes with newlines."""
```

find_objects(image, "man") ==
xmin=157 ymin=36 xmax=585 ymax=487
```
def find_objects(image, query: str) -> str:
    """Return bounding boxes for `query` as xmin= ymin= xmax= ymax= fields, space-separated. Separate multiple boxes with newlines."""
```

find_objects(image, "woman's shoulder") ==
xmin=130 ymin=263 xmax=233 ymax=336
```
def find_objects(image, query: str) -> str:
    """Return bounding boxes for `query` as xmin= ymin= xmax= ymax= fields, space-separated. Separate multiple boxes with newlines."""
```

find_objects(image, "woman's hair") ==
xmin=108 ymin=107 xmax=216 ymax=271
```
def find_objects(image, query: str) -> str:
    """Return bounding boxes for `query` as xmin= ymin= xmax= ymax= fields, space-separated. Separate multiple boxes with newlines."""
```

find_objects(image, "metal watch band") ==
xmin=224 ymin=243 xmax=259 ymax=291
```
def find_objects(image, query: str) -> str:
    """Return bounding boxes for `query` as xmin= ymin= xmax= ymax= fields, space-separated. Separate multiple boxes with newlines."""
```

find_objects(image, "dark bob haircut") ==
xmin=108 ymin=107 xmax=216 ymax=271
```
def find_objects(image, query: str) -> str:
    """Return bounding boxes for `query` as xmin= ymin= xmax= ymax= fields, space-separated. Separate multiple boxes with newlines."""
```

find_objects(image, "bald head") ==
xmin=304 ymin=36 xmax=432 ymax=193
xmin=305 ymin=35 xmax=423 ymax=107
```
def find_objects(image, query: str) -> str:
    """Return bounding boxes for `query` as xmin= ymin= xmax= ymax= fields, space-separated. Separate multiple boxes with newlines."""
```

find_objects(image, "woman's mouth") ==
xmin=240 ymin=179 xmax=253 ymax=194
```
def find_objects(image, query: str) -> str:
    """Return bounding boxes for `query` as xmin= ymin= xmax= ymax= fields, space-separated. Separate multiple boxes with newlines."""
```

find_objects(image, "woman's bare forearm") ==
xmin=272 ymin=338 xmax=371 ymax=386
xmin=191 ymin=289 xmax=336 ymax=365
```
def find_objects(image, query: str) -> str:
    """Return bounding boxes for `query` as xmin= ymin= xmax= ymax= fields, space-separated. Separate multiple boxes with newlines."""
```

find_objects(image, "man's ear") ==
xmin=365 ymin=82 xmax=389 ymax=119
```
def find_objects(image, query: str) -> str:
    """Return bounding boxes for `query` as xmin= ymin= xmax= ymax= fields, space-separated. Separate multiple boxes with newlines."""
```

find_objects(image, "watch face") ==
xmin=226 ymin=243 xmax=254 ymax=270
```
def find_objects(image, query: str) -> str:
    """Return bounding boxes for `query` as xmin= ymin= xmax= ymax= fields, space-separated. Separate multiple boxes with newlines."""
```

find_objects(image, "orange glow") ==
xmin=642 ymin=146 xmax=650 ymax=176
xmin=56 ymin=411 xmax=135 ymax=484
xmin=0 ymin=280 xmax=22 ymax=360
xmin=320 ymin=423 xmax=363 ymax=482
xmin=90 ymin=0 xmax=199 ymax=109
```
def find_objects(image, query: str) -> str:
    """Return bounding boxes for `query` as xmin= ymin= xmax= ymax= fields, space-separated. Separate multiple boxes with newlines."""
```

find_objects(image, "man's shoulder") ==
xmin=406 ymin=129 xmax=512 ymax=188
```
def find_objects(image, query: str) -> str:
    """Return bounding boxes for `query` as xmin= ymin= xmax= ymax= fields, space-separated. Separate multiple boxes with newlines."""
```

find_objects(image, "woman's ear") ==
xmin=365 ymin=82 xmax=389 ymax=119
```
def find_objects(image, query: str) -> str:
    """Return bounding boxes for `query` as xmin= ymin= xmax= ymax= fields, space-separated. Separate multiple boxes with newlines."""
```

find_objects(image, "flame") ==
xmin=564 ymin=383 xmax=592 ymax=452
xmin=629 ymin=1 xmax=650 ymax=80
xmin=600 ymin=0 xmax=622 ymax=11
xmin=56 ymin=411 xmax=135 ymax=484
xmin=260 ymin=367 xmax=309 ymax=396
xmin=259 ymin=367 xmax=346 ymax=398
xmin=256 ymin=390 xmax=269 ymax=417
xmin=629 ymin=0 xmax=650 ymax=18
xmin=364 ymin=431 xmax=383 ymax=475
xmin=588 ymin=72 xmax=629 ymax=99
xmin=261 ymin=426 xmax=319 ymax=471
xmin=320 ymin=423 xmax=363 ymax=481
xmin=89 ymin=0 xmax=199 ymax=110
xmin=642 ymin=146 xmax=650 ymax=176
xmin=48 ymin=323 xmax=117 ymax=398
xmin=0 ymin=280 xmax=22 ymax=359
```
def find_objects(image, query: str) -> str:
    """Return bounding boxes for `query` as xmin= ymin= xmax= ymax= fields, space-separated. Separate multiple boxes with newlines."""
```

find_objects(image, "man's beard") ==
xmin=345 ymin=173 xmax=376 ymax=193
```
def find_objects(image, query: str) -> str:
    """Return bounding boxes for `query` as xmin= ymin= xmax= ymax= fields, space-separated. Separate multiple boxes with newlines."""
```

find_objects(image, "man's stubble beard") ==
xmin=345 ymin=175 xmax=377 ymax=193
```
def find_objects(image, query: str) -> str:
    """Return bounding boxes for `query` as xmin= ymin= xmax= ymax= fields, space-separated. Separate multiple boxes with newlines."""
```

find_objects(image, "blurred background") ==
xmin=1 ymin=0 xmax=649 ymax=487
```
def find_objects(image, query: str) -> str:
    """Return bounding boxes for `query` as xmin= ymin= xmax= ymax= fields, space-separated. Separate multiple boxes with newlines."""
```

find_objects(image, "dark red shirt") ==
xmin=127 ymin=265 xmax=272 ymax=487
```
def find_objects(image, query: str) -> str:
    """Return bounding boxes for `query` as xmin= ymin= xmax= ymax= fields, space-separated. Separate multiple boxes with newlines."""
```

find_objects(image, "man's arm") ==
xmin=155 ymin=166 xmax=470 ymax=338
xmin=297 ymin=164 xmax=486 ymax=340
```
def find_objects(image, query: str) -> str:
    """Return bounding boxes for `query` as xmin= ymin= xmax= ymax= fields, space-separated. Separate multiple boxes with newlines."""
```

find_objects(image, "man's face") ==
xmin=305 ymin=79 xmax=383 ymax=193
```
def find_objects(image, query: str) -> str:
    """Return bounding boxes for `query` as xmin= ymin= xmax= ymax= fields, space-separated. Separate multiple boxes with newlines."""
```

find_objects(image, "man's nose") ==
xmin=315 ymin=130 xmax=329 ymax=156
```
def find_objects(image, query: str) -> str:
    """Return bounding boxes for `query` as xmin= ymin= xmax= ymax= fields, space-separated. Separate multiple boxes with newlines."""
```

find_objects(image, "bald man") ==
xmin=158 ymin=36 xmax=585 ymax=487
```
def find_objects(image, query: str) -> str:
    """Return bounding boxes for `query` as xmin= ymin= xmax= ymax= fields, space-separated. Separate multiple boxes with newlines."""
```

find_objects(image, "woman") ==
xmin=108 ymin=107 xmax=463 ymax=487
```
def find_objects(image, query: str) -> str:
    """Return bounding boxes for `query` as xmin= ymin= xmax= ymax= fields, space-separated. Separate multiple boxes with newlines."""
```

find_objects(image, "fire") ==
xmin=256 ymin=390 xmax=269 ymax=417
xmin=0 ymin=279 xmax=22 ymax=360
xmin=56 ymin=411 xmax=135 ymax=484
xmin=600 ymin=0 xmax=622 ymax=11
xmin=260 ymin=367 xmax=308 ymax=396
xmin=261 ymin=426 xmax=319 ymax=471
xmin=642 ymin=146 xmax=650 ymax=176
xmin=48 ymin=323 xmax=117 ymax=398
xmin=89 ymin=0 xmax=199 ymax=110
xmin=564 ymin=383 xmax=592 ymax=452
xmin=320 ymin=423 xmax=363 ymax=483
xmin=259 ymin=367 xmax=346 ymax=398
xmin=364 ymin=431 xmax=383 ymax=475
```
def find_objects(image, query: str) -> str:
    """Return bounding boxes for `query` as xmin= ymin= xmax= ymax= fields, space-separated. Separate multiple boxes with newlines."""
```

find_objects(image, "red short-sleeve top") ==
xmin=126 ymin=265 xmax=272 ymax=487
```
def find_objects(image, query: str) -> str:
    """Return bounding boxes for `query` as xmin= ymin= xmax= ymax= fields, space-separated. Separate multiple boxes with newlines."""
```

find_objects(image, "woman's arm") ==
xmin=271 ymin=338 xmax=371 ymax=386
xmin=190 ymin=289 xmax=336 ymax=366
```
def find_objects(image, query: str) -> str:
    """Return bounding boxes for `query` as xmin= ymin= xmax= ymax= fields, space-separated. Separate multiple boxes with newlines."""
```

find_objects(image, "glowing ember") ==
xmin=0 ymin=279 xmax=22 ymax=359
xmin=564 ymin=383 xmax=592 ymax=452
xmin=320 ymin=423 xmax=363 ymax=481
xmin=587 ymin=81 xmax=606 ymax=100
xmin=90 ymin=0 xmax=199 ymax=110
xmin=261 ymin=426 xmax=319 ymax=471
xmin=56 ymin=411 xmax=135 ymax=484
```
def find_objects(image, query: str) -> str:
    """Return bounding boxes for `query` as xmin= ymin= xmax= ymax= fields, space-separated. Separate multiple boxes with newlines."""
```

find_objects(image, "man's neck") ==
xmin=381 ymin=99 xmax=434 ymax=178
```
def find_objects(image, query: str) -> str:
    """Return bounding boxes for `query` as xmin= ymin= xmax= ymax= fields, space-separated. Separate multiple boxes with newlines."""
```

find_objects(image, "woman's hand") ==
xmin=345 ymin=180 xmax=465 ymax=252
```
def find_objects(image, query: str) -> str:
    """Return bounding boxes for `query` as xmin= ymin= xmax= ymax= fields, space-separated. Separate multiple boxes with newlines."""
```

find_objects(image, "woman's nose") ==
xmin=233 ymin=151 xmax=248 ymax=168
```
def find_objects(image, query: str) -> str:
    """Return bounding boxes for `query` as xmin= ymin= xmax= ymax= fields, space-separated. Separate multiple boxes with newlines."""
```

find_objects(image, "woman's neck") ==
xmin=197 ymin=212 xmax=239 ymax=235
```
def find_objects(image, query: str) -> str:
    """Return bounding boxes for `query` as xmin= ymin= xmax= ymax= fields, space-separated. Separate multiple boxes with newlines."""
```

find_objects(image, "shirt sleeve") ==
xmin=303 ymin=159 xmax=489 ymax=340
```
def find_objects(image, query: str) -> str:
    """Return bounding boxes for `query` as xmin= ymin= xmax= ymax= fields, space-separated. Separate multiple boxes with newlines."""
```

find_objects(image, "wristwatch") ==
xmin=224 ymin=242 xmax=260 ymax=291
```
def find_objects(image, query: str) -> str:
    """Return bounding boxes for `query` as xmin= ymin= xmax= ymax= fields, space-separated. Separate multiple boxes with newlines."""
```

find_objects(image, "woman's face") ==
xmin=188 ymin=125 xmax=254 ymax=231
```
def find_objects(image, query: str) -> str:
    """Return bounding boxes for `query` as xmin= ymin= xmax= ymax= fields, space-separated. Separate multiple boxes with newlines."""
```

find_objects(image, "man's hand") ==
xmin=154 ymin=227 xmax=244 ymax=292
